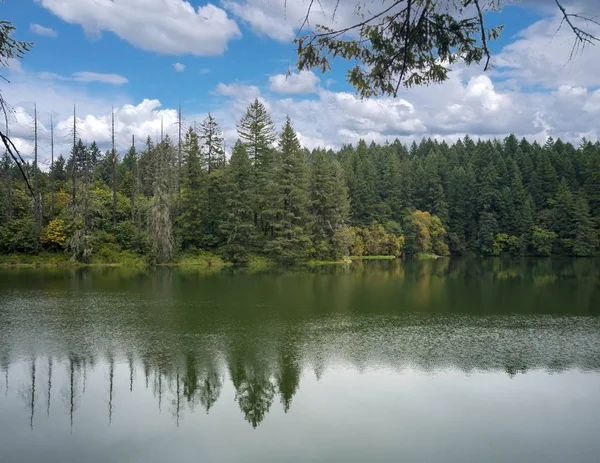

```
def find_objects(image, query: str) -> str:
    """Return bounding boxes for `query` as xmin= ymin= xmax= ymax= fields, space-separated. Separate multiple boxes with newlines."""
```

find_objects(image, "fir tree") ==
xmin=310 ymin=149 xmax=350 ymax=259
xmin=265 ymin=117 xmax=312 ymax=264
xmin=220 ymin=141 xmax=256 ymax=264
xmin=237 ymin=99 xmax=277 ymax=234
xmin=199 ymin=113 xmax=225 ymax=172
xmin=178 ymin=127 xmax=206 ymax=250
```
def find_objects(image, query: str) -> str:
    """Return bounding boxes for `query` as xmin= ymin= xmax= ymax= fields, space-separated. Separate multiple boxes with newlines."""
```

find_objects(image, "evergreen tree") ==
xmin=572 ymin=193 xmax=599 ymax=256
xmin=310 ymin=149 xmax=350 ymax=259
xmin=346 ymin=140 xmax=378 ymax=226
xmin=265 ymin=117 xmax=312 ymax=264
xmin=178 ymin=127 xmax=206 ymax=250
xmin=220 ymin=141 xmax=256 ymax=264
xmin=199 ymin=113 xmax=225 ymax=172
xmin=237 ymin=99 xmax=277 ymax=234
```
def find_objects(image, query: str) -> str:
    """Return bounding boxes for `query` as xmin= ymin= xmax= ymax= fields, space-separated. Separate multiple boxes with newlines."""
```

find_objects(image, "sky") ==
xmin=2 ymin=0 xmax=600 ymax=168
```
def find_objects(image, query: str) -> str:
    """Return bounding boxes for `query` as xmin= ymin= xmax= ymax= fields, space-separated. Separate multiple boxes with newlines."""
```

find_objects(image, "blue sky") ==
xmin=2 ymin=0 xmax=600 ymax=165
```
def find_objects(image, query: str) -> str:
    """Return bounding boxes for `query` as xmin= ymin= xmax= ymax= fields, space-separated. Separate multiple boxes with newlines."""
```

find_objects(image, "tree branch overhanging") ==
xmin=291 ymin=0 xmax=599 ymax=99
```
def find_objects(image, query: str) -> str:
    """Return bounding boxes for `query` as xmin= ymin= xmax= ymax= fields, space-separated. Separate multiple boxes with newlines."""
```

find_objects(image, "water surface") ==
xmin=1 ymin=258 xmax=600 ymax=462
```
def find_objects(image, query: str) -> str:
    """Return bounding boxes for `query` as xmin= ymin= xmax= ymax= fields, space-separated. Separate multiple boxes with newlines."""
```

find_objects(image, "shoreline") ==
xmin=0 ymin=252 xmax=417 ymax=270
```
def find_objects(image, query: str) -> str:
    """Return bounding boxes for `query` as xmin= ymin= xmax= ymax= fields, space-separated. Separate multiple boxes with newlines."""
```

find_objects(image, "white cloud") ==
xmin=223 ymin=0 xmax=367 ymax=42
xmin=269 ymin=70 xmax=319 ymax=94
xmin=494 ymin=5 xmax=600 ymax=88
xmin=6 ymin=59 xmax=23 ymax=73
xmin=7 ymin=1 xmax=600 ymax=170
xmin=29 ymin=23 xmax=58 ymax=37
xmin=199 ymin=68 xmax=211 ymax=75
xmin=39 ymin=0 xmax=241 ymax=55
xmin=72 ymin=72 xmax=128 ymax=85
xmin=216 ymin=82 xmax=261 ymax=101
xmin=35 ymin=71 xmax=128 ymax=85
xmin=173 ymin=63 xmax=186 ymax=73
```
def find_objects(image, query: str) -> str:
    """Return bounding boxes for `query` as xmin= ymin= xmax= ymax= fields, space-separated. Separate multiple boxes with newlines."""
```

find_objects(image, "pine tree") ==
xmin=140 ymin=136 xmax=156 ymax=198
xmin=572 ymin=192 xmax=599 ymax=256
xmin=220 ymin=140 xmax=256 ymax=263
xmin=199 ymin=114 xmax=226 ymax=246
xmin=237 ymin=99 xmax=277 ymax=234
xmin=422 ymin=152 xmax=448 ymax=224
xmin=310 ymin=149 xmax=350 ymax=259
xmin=346 ymin=140 xmax=378 ymax=226
xmin=88 ymin=141 xmax=102 ymax=172
xmin=178 ymin=127 xmax=206 ymax=250
xmin=265 ymin=117 xmax=312 ymax=264
xmin=200 ymin=113 xmax=225 ymax=172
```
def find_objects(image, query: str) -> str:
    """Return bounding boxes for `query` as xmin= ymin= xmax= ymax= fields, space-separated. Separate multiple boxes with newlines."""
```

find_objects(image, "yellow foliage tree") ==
xmin=406 ymin=210 xmax=449 ymax=256
xmin=40 ymin=219 xmax=67 ymax=249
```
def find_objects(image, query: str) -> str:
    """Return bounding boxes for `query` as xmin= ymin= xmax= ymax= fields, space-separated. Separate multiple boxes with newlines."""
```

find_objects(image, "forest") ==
xmin=1 ymin=98 xmax=599 ymax=266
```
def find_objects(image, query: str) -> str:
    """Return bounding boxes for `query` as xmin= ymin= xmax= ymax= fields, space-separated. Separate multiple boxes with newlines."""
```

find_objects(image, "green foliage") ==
xmin=2 ymin=101 xmax=600 ymax=265
xmin=0 ymin=217 xmax=37 ymax=253
xmin=220 ymin=141 xmax=256 ymax=265
xmin=296 ymin=1 xmax=504 ymax=98
xmin=532 ymin=226 xmax=557 ymax=257
xmin=403 ymin=210 xmax=449 ymax=257
xmin=350 ymin=221 xmax=404 ymax=257
xmin=265 ymin=118 xmax=312 ymax=264
xmin=310 ymin=149 xmax=350 ymax=259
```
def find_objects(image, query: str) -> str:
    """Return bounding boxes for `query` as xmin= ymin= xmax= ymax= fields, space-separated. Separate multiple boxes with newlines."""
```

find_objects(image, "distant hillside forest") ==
xmin=1 ymin=99 xmax=600 ymax=264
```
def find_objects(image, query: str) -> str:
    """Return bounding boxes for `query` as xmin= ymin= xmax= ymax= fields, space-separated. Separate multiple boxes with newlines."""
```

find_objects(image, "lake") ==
xmin=1 ymin=258 xmax=600 ymax=463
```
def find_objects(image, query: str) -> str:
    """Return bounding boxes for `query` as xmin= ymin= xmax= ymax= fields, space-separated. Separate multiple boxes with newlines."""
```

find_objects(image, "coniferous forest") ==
xmin=1 ymin=98 xmax=600 ymax=266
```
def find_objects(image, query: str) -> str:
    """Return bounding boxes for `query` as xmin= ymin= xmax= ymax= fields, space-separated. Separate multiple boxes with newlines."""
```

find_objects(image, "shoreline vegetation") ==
xmin=0 ymin=251 xmax=417 ymax=270
xmin=0 ymin=250 xmax=455 ymax=270
xmin=2 ymin=100 xmax=600 ymax=268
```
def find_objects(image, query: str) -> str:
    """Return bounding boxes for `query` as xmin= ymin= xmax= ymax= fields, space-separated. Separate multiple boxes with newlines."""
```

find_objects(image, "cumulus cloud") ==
xmin=173 ymin=63 xmax=186 ymax=73
xmin=216 ymin=82 xmax=261 ymax=101
xmin=7 ymin=1 xmax=600 ymax=169
xmin=29 ymin=23 xmax=58 ymax=37
xmin=223 ymin=0 xmax=367 ymax=42
xmin=269 ymin=70 xmax=319 ymax=94
xmin=494 ymin=4 xmax=600 ymax=89
xmin=38 ymin=0 xmax=241 ymax=55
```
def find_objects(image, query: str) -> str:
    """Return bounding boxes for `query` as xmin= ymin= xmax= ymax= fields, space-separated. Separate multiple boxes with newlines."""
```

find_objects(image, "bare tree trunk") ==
xmin=83 ymin=138 xmax=89 ymax=245
xmin=4 ymin=153 xmax=13 ymax=223
xmin=50 ymin=115 xmax=54 ymax=220
xmin=131 ymin=134 xmax=136 ymax=222
xmin=71 ymin=105 xmax=77 ymax=218
xmin=177 ymin=104 xmax=182 ymax=198
xmin=33 ymin=103 xmax=41 ymax=248
xmin=111 ymin=107 xmax=117 ymax=225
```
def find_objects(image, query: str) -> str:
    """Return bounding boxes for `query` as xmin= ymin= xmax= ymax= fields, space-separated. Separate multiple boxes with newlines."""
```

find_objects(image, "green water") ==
xmin=1 ymin=258 xmax=600 ymax=463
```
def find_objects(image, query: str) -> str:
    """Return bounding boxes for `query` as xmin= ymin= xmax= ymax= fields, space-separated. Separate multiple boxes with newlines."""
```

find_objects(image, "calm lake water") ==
xmin=1 ymin=258 xmax=600 ymax=463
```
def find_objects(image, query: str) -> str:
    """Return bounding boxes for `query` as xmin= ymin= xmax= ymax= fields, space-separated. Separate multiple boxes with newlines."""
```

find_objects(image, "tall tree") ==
xmin=310 ymin=149 xmax=351 ymax=259
xmin=178 ymin=127 xmax=206 ymax=250
xmin=111 ymin=108 xmax=117 ymax=224
xmin=237 ymin=99 xmax=277 ymax=234
xmin=148 ymin=138 xmax=173 ymax=263
xmin=220 ymin=140 xmax=256 ymax=264
xmin=265 ymin=117 xmax=312 ymax=264
xmin=200 ymin=113 xmax=225 ymax=173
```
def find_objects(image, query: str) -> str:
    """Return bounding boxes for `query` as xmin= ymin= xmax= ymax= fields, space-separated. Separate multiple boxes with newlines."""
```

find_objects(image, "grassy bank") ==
xmin=0 ymin=252 xmax=431 ymax=270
